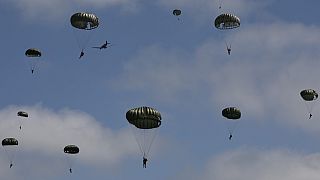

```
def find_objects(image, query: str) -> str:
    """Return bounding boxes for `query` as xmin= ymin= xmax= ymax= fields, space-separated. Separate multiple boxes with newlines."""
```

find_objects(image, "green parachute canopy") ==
xmin=2 ymin=138 xmax=18 ymax=146
xmin=214 ymin=13 xmax=240 ymax=30
xmin=17 ymin=111 xmax=28 ymax=118
xmin=126 ymin=106 xmax=162 ymax=159
xmin=126 ymin=106 xmax=162 ymax=129
xmin=64 ymin=145 xmax=79 ymax=154
xmin=25 ymin=48 xmax=41 ymax=57
xmin=222 ymin=107 xmax=241 ymax=138
xmin=222 ymin=107 xmax=241 ymax=120
xmin=300 ymin=89 xmax=318 ymax=101
xmin=25 ymin=48 xmax=42 ymax=73
xmin=173 ymin=9 xmax=181 ymax=16
xmin=70 ymin=12 xmax=99 ymax=30
xmin=300 ymin=89 xmax=318 ymax=119
xmin=2 ymin=138 xmax=19 ymax=167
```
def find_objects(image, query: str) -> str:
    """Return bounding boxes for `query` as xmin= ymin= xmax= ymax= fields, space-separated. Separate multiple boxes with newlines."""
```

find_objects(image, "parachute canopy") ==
xmin=2 ymin=138 xmax=18 ymax=146
xmin=25 ymin=48 xmax=41 ymax=57
xmin=214 ymin=13 xmax=240 ymax=30
xmin=70 ymin=12 xmax=99 ymax=30
xmin=126 ymin=106 xmax=162 ymax=129
xmin=300 ymin=89 xmax=318 ymax=101
xmin=222 ymin=107 xmax=241 ymax=120
xmin=173 ymin=9 xmax=181 ymax=16
xmin=17 ymin=111 xmax=28 ymax=117
xmin=64 ymin=145 xmax=79 ymax=154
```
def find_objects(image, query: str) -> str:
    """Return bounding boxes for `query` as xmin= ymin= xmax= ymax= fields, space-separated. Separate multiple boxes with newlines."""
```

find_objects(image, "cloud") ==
xmin=114 ymin=21 xmax=320 ymax=133
xmin=3 ymin=0 xmax=143 ymax=21
xmin=156 ymin=0 xmax=271 ymax=22
xmin=3 ymin=0 xmax=272 ymax=23
xmin=0 ymin=104 xmax=138 ymax=179
xmin=199 ymin=148 xmax=320 ymax=180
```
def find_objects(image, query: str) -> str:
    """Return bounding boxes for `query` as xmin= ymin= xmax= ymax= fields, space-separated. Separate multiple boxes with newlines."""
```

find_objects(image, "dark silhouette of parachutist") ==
xmin=227 ymin=45 xmax=231 ymax=55
xmin=229 ymin=134 xmax=233 ymax=140
xmin=69 ymin=168 xmax=72 ymax=173
xmin=79 ymin=50 xmax=84 ymax=59
xmin=19 ymin=125 xmax=21 ymax=130
xmin=31 ymin=69 xmax=34 ymax=74
xmin=143 ymin=157 xmax=148 ymax=168
xmin=10 ymin=163 xmax=13 ymax=168
xmin=309 ymin=114 xmax=312 ymax=119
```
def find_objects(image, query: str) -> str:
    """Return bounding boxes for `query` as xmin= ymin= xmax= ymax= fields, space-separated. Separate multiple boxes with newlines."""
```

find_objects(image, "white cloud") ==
xmin=4 ymin=0 xmax=142 ymax=21
xmin=0 ymin=104 xmax=138 ymax=179
xmin=3 ymin=0 xmax=272 ymax=23
xmin=114 ymin=21 xmax=320 ymax=133
xmin=199 ymin=148 xmax=320 ymax=180
xmin=156 ymin=0 xmax=271 ymax=22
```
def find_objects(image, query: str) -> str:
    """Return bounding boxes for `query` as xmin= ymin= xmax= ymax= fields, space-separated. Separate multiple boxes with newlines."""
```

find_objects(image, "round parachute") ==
xmin=25 ymin=48 xmax=41 ymax=57
xmin=17 ymin=111 xmax=28 ymax=130
xmin=25 ymin=48 xmax=42 ymax=73
xmin=300 ymin=89 xmax=318 ymax=101
xmin=17 ymin=111 xmax=28 ymax=118
xmin=126 ymin=106 xmax=162 ymax=129
xmin=222 ymin=107 xmax=241 ymax=139
xmin=64 ymin=145 xmax=79 ymax=173
xmin=2 ymin=138 xmax=19 ymax=167
xmin=300 ymin=89 xmax=318 ymax=119
xmin=173 ymin=9 xmax=181 ymax=16
xmin=64 ymin=145 xmax=79 ymax=154
xmin=126 ymin=106 xmax=162 ymax=160
xmin=222 ymin=107 xmax=241 ymax=120
xmin=70 ymin=12 xmax=99 ymax=30
xmin=2 ymin=138 xmax=18 ymax=146
xmin=214 ymin=13 xmax=240 ymax=30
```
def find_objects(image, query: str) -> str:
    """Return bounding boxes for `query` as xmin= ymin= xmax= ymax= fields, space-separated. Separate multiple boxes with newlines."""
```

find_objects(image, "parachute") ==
xmin=64 ymin=145 xmax=79 ymax=173
xmin=25 ymin=48 xmax=41 ymax=57
xmin=222 ymin=107 xmax=241 ymax=139
xmin=64 ymin=145 xmax=79 ymax=154
xmin=172 ymin=9 xmax=181 ymax=16
xmin=214 ymin=13 xmax=240 ymax=55
xmin=17 ymin=111 xmax=28 ymax=118
xmin=17 ymin=111 xmax=28 ymax=130
xmin=222 ymin=107 xmax=241 ymax=119
xmin=71 ymin=13 xmax=99 ymax=30
xmin=126 ymin=106 xmax=161 ymax=160
xmin=172 ymin=9 xmax=181 ymax=20
xmin=214 ymin=14 xmax=240 ymax=30
xmin=25 ymin=48 xmax=42 ymax=74
xmin=2 ymin=138 xmax=19 ymax=168
xmin=300 ymin=89 xmax=318 ymax=119
xmin=70 ymin=12 xmax=99 ymax=51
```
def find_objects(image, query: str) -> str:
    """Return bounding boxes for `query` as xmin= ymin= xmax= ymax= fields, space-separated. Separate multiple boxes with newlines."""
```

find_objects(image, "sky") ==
xmin=1 ymin=0 xmax=320 ymax=179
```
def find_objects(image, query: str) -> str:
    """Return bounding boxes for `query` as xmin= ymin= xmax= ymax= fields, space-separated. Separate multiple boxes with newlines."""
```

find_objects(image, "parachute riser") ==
xmin=130 ymin=125 xmax=159 ymax=159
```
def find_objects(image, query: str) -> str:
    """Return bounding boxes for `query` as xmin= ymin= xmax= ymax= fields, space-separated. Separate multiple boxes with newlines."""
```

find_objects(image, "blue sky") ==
xmin=1 ymin=0 xmax=320 ymax=179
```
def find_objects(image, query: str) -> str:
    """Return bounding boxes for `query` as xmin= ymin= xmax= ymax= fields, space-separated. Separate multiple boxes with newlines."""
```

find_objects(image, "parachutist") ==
xmin=227 ymin=47 xmax=231 ymax=55
xmin=79 ymin=50 xmax=84 ymax=59
xmin=19 ymin=126 xmax=21 ymax=130
xmin=143 ymin=157 xmax=148 ymax=168
xmin=226 ymin=44 xmax=231 ymax=55
xmin=31 ymin=69 xmax=34 ymax=74
xmin=10 ymin=163 xmax=13 ymax=168
xmin=229 ymin=134 xmax=233 ymax=140
xmin=69 ymin=168 xmax=72 ymax=173
xmin=300 ymin=89 xmax=318 ymax=120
